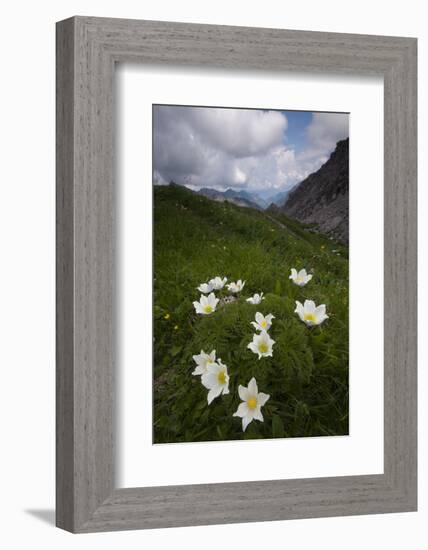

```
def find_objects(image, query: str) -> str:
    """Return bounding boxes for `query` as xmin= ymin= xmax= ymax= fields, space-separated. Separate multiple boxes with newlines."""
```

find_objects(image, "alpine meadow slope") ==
xmin=154 ymin=184 xmax=349 ymax=443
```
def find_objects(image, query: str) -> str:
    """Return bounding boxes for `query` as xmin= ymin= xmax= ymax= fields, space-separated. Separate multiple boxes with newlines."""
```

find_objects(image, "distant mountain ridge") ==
xmin=266 ymin=188 xmax=295 ymax=208
xmin=197 ymin=186 xmax=297 ymax=210
xmin=279 ymin=138 xmax=349 ymax=244
xmin=159 ymin=182 xmax=296 ymax=211
xmin=197 ymin=187 xmax=264 ymax=210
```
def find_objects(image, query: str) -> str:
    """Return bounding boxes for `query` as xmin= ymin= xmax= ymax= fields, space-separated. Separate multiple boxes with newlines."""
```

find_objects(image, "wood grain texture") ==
xmin=56 ymin=16 xmax=417 ymax=533
xmin=56 ymin=18 xmax=75 ymax=532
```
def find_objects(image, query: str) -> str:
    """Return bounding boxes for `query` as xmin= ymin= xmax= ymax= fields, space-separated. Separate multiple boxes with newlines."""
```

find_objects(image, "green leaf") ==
xmin=154 ymin=305 xmax=164 ymax=319
xmin=170 ymin=345 xmax=182 ymax=357
xmin=272 ymin=414 xmax=285 ymax=438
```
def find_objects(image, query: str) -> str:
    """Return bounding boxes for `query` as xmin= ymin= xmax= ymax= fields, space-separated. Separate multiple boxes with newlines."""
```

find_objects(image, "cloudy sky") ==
xmin=153 ymin=105 xmax=349 ymax=199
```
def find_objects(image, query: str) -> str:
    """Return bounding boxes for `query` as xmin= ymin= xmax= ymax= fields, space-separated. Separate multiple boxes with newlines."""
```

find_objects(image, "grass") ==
xmin=153 ymin=183 xmax=349 ymax=443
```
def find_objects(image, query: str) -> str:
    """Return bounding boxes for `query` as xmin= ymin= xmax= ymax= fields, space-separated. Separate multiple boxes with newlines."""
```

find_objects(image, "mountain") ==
xmin=223 ymin=188 xmax=269 ymax=209
xmin=197 ymin=187 xmax=262 ymax=210
xmin=266 ymin=188 xmax=295 ymax=208
xmin=280 ymin=138 xmax=349 ymax=244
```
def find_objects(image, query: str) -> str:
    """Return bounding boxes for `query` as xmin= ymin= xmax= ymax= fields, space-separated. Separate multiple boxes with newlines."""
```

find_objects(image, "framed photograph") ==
xmin=151 ymin=104 xmax=349 ymax=445
xmin=56 ymin=16 xmax=417 ymax=532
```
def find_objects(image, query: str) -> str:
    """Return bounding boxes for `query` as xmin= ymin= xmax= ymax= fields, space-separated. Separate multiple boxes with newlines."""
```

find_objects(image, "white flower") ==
xmin=246 ymin=292 xmax=264 ymax=305
xmin=247 ymin=330 xmax=275 ymax=359
xmin=197 ymin=282 xmax=214 ymax=293
xmin=233 ymin=377 xmax=270 ymax=432
xmin=209 ymin=276 xmax=227 ymax=290
xmin=227 ymin=279 xmax=246 ymax=293
xmin=289 ymin=268 xmax=313 ymax=287
xmin=193 ymin=292 xmax=219 ymax=315
xmin=295 ymin=299 xmax=329 ymax=326
xmin=201 ymin=359 xmax=230 ymax=404
xmin=192 ymin=349 xmax=216 ymax=376
xmin=251 ymin=312 xmax=275 ymax=332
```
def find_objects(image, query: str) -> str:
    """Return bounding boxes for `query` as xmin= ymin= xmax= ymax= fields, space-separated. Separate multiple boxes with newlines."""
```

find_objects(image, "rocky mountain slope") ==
xmin=280 ymin=138 xmax=349 ymax=244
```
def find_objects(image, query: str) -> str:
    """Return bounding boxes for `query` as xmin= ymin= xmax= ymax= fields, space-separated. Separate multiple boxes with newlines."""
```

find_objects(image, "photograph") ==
xmin=153 ymin=103 xmax=349 ymax=443
xmin=0 ymin=0 xmax=419 ymax=542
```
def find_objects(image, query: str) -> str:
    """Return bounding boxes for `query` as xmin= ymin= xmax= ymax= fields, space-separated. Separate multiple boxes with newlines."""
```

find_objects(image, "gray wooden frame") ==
xmin=56 ymin=16 xmax=417 ymax=533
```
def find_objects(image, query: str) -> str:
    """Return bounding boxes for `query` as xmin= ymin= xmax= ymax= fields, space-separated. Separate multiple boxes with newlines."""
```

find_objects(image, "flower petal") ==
xmin=248 ymin=377 xmax=258 ymax=396
xmin=238 ymin=385 xmax=249 ymax=401
xmin=242 ymin=413 xmax=253 ymax=432
xmin=207 ymin=385 xmax=223 ymax=404
xmin=255 ymin=312 xmax=264 ymax=324
xmin=193 ymin=302 xmax=203 ymax=314
xmin=304 ymin=300 xmax=316 ymax=312
xmin=192 ymin=352 xmax=202 ymax=364
xmin=233 ymin=402 xmax=249 ymax=418
xmin=294 ymin=301 xmax=303 ymax=314
xmin=201 ymin=372 xmax=219 ymax=389
xmin=315 ymin=304 xmax=326 ymax=317
xmin=192 ymin=365 xmax=205 ymax=376
xmin=253 ymin=407 xmax=264 ymax=422
xmin=316 ymin=313 xmax=329 ymax=325
xmin=257 ymin=392 xmax=270 ymax=406
xmin=206 ymin=362 xmax=221 ymax=375
xmin=247 ymin=342 xmax=258 ymax=354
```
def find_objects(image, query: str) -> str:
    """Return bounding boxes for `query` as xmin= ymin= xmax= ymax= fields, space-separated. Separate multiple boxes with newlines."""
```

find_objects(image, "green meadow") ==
xmin=153 ymin=183 xmax=349 ymax=443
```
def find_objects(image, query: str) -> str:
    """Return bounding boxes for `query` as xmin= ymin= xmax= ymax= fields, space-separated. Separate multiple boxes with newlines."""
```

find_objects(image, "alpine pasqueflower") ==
xmin=192 ymin=350 xmax=217 ymax=376
xmin=227 ymin=279 xmax=245 ymax=293
xmin=294 ymin=299 xmax=328 ymax=326
xmin=201 ymin=359 xmax=230 ymax=404
xmin=193 ymin=292 xmax=219 ymax=315
xmin=233 ymin=377 xmax=270 ymax=432
xmin=247 ymin=330 xmax=275 ymax=359
xmin=246 ymin=292 xmax=264 ymax=305
xmin=289 ymin=268 xmax=313 ymax=287
xmin=209 ymin=276 xmax=227 ymax=290
xmin=251 ymin=312 xmax=274 ymax=332
xmin=197 ymin=282 xmax=214 ymax=294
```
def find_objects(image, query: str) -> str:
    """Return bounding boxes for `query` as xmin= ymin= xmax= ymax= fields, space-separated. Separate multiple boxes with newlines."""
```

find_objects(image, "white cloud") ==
xmin=153 ymin=106 xmax=348 ymax=197
xmin=307 ymin=112 xmax=349 ymax=152
xmin=189 ymin=107 xmax=287 ymax=158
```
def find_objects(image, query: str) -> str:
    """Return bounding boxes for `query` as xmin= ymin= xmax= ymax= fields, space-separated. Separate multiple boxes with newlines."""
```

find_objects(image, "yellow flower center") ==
xmin=261 ymin=320 xmax=267 ymax=328
xmin=217 ymin=371 xmax=226 ymax=384
xmin=304 ymin=313 xmax=316 ymax=322
xmin=258 ymin=342 xmax=269 ymax=353
xmin=204 ymin=305 xmax=213 ymax=314
xmin=247 ymin=397 xmax=257 ymax=409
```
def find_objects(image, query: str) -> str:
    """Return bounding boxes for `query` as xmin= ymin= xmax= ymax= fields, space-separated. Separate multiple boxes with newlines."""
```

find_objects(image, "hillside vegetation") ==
xmin=153 ymin=184 xmax=349 ymax=443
